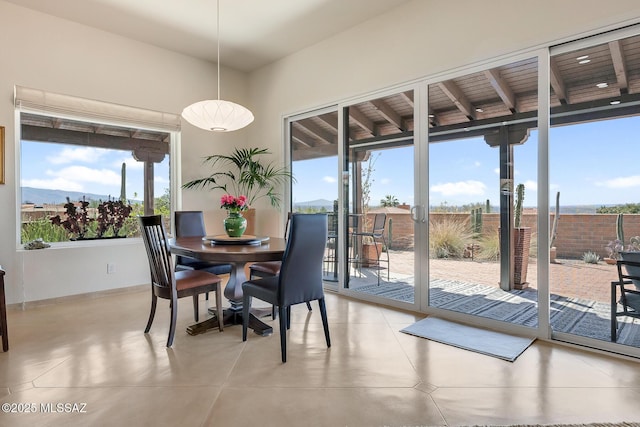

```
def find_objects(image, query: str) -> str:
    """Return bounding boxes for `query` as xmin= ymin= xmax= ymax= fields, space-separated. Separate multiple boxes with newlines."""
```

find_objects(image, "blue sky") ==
xmin=21 ymin=141 xmax=170 ymax=201
xmin=293 ymin=116 xmax=640 ymax=208
xmin=21 ymin=116 xmax=640 ymax=208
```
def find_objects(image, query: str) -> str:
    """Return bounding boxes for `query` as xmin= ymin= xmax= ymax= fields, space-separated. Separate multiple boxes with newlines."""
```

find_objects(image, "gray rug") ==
xmin=353 ymin=279 xmax=640 ymax=347
xmin=401 ymin=316 xmax=535 ymax=361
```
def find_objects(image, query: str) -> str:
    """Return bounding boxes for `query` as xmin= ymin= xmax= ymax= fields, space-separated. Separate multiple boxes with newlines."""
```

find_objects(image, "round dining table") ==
xmin=169 ymin=235 xmax=286 ymax=336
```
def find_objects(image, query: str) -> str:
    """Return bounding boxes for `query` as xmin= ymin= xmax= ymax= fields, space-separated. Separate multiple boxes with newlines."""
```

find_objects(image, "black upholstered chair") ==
xmin=248 ymin=212 xmax=311 ymax=317
xmin=242 ymin=213 xmax=331 ymax=363
xmin=611 ymin=258 xmax=640 ymax=342
xmin=175 ymin=211 xmax=232 ymax=276
xmin=139 ymin=215 xmax=223 ymax=347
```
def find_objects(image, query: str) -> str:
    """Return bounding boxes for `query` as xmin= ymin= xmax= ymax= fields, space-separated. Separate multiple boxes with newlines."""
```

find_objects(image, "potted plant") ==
xmin=620 ymin=236 xmax=640 ymax=289
xmin=182 ymin=147 xmax=295 ymax=233
xmin=605 ymin=239 xmax=623 ymax=265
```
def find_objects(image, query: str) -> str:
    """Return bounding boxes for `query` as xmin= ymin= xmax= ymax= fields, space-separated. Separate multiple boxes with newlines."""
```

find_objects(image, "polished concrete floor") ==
xmin=1 ymin=286 xmax=640 ymax=426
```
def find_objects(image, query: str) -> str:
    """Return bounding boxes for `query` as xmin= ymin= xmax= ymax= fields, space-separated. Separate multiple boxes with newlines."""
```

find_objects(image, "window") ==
xmin=19 ymin=112 xmax=172 ymax=244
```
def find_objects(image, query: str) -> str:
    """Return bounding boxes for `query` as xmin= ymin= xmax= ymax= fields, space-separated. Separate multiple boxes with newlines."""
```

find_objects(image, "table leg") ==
xmin=187 ymin=260 xmax=274 ymax=336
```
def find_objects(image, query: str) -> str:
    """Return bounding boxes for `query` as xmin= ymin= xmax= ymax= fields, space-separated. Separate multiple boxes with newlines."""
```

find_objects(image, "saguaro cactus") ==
xmin=616 ymin=213 xmax=624 ymax=244
xmin=514 ymin=183 xmax=525 ymax=228
xmin=120 ymin=162 xmax=126 ymax=202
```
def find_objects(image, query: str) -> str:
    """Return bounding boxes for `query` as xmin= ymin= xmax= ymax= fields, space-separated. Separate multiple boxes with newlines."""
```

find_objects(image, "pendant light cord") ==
xmin=217 ymin=0 xmax=221 ymax=101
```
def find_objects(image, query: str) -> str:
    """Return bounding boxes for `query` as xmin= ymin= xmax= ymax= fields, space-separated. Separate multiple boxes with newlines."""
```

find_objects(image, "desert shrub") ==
xmin=476 ymin=229 xmax=500 ymax=261
xmin=582 ymin=251 xmax=600 ymax=264
xmin=22 ymin=216 xmax=71 ymax=243
xmin=429 ymin=217 xmax=473 ymax=258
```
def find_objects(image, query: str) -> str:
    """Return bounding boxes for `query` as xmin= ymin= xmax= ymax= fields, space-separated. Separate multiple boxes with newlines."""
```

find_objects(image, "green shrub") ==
xmin=22 ymin=217 xmax=71 ymax=243
xmin=429 ymin=217 xmax=473 ymax=259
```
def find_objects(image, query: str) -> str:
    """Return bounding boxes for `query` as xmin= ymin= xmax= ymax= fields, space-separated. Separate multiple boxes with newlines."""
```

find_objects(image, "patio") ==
xmin=342 ymin=250 xmax=640 ymax=348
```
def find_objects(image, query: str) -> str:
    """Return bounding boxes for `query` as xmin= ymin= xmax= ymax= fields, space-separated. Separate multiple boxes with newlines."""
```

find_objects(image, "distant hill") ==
xmin=22 ymin=187 xmax=120 ymax=206
xmin=294 ymin=199 xmax=335 ymax=210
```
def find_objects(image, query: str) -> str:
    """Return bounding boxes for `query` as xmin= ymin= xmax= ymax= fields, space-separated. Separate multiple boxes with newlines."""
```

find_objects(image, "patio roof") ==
xmin=292 ymin=33 xmax=640 ymax=160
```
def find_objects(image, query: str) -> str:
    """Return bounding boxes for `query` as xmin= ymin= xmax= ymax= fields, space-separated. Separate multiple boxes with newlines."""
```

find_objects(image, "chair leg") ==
xmin=286 ymin=306 xmax=291 ymax=330
xmin=206 ymin=292 xmax=209 ymax=301
xmin=167 ymin=298 xmax=178 ymax=347
xmin=242 ymin=294 xmax=251 ymax=342
xmin=306 ymin=302 xmax=312 ymax=311
xmin=279 ymin=305 xmax=288 ymax=363
xmin=215 ymin=285 xmax=224 ymax=332
xmin=272 ymin=305 xmax=277 ymax=320
xmin=318 ymin=298 xmax=331 ymax=348
xmin=145 ymin=294 xmax=158 ymax=333
xmin=611 ymin=282 xmax=617 ymax=342
xmin=193 ymin=295 xmax=199 ymax=322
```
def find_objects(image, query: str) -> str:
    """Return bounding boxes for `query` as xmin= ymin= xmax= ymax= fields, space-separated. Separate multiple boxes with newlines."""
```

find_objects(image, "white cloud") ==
xmin=22 ymin=177 xmax=83 ymax=192
xmin=431 ymin=180 xmax=486 ymax=196
xmin=379 ymin=178 xmax=391 ymax=185
xmin=47 ymin=147 xmax=110 ymax=165
xmin=597 ymin=175 xmax=640 ymax=189
xmin=493 ymin=168 xmax=500 ymax=175
xmin=47 ymin=166 xmax=122 ymax=186
xmin=322 ymin=176 xmax=336 ymax=183
xmin=523 ymin=180 xmax=538 ymax=192
xmin=474 ymin=161 xmax=481 ymax=167
xmin=115 ymin=157 xmax=144 ymax=170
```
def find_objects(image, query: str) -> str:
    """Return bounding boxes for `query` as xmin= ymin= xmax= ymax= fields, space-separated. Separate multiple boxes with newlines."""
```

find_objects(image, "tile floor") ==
xmin=1 ymin=286 xmax=640 ymax=426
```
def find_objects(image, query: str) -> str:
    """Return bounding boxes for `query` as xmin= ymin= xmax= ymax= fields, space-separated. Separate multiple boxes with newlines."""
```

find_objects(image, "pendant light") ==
xmin=181 ymin=0 xmax=254 ymax=132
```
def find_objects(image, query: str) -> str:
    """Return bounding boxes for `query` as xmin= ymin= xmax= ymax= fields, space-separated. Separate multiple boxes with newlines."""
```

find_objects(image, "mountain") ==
xmin=22 ymin=187 xmax=118 ymax=205
xmin=293 ymin=199 xmax=335 ymax=210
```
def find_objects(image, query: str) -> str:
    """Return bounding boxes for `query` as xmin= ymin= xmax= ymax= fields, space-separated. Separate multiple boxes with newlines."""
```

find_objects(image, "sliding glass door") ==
xmin=427 ymin=56 xmax=540 ymax=330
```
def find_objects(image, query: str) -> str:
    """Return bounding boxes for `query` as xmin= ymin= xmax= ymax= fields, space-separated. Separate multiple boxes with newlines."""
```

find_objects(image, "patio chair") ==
xmin=242 ymin=213 xmax=330 ymax=363
xmin=140 ymin=215 xmax=224 ymax=347
xmin=349 ymin=213 xmax=389 ymax=285
xmin=610 ymin=258 xmax=640 ymax=342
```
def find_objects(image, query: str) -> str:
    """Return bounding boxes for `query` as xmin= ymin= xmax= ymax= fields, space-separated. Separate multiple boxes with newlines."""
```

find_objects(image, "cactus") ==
xmin=471 ymin=208 xmax=480 ymax=234
xmin=550 ymin=191 xmax=560 ymax=248
xmin=485 ymin=199 xmax=491 ymax=213
xmin=514 ymin=183 xmax=524 ymax=228
xmin=616 ymin=213 xmax=624 ymax=244
xmin=120 ymin=162 xmax=127 ymax=202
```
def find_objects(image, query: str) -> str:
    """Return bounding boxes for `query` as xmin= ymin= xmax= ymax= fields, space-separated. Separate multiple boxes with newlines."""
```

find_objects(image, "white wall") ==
xmin=0 ymin=1 xmax=250 ymax=304
xmin=247 ymin=0 xmax=640 ymax=234
xmin=4 ymin=0 xmax=640 ymax=304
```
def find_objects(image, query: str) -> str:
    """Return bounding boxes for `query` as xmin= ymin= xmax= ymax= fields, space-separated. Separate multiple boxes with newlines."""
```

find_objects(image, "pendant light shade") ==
xmin=182 ymin=99 xmax=254 ymax=132
xmin=181 ymin=0 xmax=254 ymax=132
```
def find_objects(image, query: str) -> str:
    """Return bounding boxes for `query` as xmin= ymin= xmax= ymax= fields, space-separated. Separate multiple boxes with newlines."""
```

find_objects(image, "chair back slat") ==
xmin=278 ymin=213 xmax=328 ymax=306
xmin=140 ymin=215 xmax=174 ymax=290
xmin=372 ymin=213 xmax=387 ymax=236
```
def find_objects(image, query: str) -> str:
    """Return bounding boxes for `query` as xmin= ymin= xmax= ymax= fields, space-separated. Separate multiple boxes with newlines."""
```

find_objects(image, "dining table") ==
xmin=169 ymin=235 xmax=286 ymax=336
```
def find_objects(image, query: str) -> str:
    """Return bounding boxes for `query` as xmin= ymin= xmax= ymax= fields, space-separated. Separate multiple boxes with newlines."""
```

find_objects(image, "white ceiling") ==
xmin=5 ymin=0 xmax=410 ymax=72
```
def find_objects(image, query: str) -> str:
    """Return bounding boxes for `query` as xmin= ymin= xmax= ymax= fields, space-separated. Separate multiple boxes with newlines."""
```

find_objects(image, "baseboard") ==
xmin=8 ymin=283 xmax=148 ymax=310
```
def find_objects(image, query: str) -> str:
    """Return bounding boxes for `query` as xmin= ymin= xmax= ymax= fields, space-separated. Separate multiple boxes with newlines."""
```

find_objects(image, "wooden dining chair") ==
xmin=0 ymin=267 xmax=8 ymax=352
xmin=611 ymin=258 xmax=640 ymax=342
xmin=139 ymin=215 xmax=224 ymax=347
xmin=242 ymin=213 xmax=330 ymax=363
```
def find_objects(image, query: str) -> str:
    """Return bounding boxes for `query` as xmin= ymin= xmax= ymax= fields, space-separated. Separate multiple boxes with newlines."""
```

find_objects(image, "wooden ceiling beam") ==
xmin=400 ymin=91 xmax=414 ymax=108
xmin=296 ymin=120 xmax=336 ymax=145
xmin=370 ymin=99 xmax=403 ymax=130
xmin=21 ymin=125 xmax=169 ymax=154
xmin=316 ymin=113 xmax=338 ymax=132
xmin=609 ymin=40 xmax=629 ymax=95
xmin=484 ymin=68 xmax=517 ymax=113
xmin=437 ymin=80 xmax=476 ymax=120
xmin=550 ymin=57 xmax=568 ymax=104
xmin=348 ymin=106 xmax=375 ymax=136
xmin=291 ymin=127 xmax=315 ymax=147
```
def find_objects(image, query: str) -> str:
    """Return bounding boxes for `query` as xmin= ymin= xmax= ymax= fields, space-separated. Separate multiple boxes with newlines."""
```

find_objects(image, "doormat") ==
xmin=400 ymin=316 xmax=534 ymax=361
